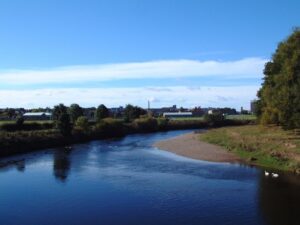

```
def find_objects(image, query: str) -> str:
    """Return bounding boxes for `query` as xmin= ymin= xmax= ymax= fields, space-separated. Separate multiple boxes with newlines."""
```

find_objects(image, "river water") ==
xmin=0 ymin=130 xmax=299 ymax=225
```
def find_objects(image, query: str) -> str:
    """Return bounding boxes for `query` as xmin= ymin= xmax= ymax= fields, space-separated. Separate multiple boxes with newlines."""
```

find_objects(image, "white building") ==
xmin=23 ymin=112 xmax=52 ymax=120
xmin=163 ymin=112 xmax=193 ymax=118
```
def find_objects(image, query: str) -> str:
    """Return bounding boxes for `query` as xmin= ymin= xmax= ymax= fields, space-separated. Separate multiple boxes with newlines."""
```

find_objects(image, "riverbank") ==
xmin=154 ymin=132 xmax=241 ymax=163
xmin=200 ymin=125 xmax=300 ymax=173
xmin=154 ymin=125 xmax=300 ymax=173
xmin=0 ymin=118 xmax=252 ymax=158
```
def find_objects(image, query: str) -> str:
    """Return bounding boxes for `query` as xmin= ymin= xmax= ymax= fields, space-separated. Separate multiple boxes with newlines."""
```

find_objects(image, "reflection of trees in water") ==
xmin=258 ymin=172 xmax=300 ymax=225
xmin=53 ymin=150 xmax=71 ymax=182
xmin=16 ymin=160 xmax=25 ymax=172
xmin=0 ymin=159 xmax=26 ymax=172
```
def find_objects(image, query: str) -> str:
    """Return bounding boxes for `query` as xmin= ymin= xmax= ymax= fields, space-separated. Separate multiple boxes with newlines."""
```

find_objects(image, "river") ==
xmin=0 ymin=130 xmax=299 ymax=225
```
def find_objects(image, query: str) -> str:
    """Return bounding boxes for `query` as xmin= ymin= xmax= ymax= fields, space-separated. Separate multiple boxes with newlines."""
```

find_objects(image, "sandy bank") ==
xmin=154 ymin=132 xmax=241 ymax=163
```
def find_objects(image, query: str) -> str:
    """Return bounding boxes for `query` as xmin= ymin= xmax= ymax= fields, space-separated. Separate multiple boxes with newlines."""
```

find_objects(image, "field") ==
xmin=225 ymin=114 xmax=256 ymax=120
xmin=169 ymin=114 xmax=256 ymax=121
xmin=200 ymin=125 xmax=300 ymax=172
xmin=169 ymin=117 xmax=204 ymax=121
xmin=0 ymin=120 xmax=53 ymax=125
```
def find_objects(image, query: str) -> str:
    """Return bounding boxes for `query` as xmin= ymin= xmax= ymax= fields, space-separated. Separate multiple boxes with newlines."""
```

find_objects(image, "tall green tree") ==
xmin=53 ymin=104 xmax=68 ymax=121
xmin=124 ymin=104 xmax=147 ymax=121
xmin=258 ymin=28 xmax=300 ymax=128
xmin=68 ymin=104 xmax=83 ymax=122
xmin=57 ymin=113 xmax=72 ymax=136
xmin=96 ymin=104 xmax=109 ymax=121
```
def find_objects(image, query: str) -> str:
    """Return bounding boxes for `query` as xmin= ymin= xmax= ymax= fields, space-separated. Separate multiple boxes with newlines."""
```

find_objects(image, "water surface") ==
xmin=0 ymin=130 xmax=299 ymax=225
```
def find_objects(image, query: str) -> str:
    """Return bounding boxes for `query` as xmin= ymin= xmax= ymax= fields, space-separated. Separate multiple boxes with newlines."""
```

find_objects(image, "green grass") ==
xmin=0 ymin=120 xmax=53 ymax=125
xmin=200 ymin=125 xmax=300 ymax=172
xmin=225 ymin=114 xmax=257 ymax=120
xmin=170 ymin=117 xmax=204 ymax=121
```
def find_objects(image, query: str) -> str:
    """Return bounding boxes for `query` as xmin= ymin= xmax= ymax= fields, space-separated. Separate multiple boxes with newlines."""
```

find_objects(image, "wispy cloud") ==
xmin=0 ymin=58 xmax=266 ymax=86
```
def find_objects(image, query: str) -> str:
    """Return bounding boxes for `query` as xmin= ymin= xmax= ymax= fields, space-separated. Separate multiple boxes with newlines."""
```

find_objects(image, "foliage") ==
xmin=133 ymin=117 xmax=158 ymax=131
xmin=257 ymin=28 xmax=300 ymax=129
xmin=53 ymin=104 xmax=68 ymax=121
xmin=124 ymin=104 xmax=147 ymax=121
xmin=95 ymin=118 xmax=124 ymax=136
xmin=16 ymin=116 xmax=24 ymax=126
xmin=203 ymin=112 xmax=225 ymax=126
xmin=7 ymin=109 xmax=16 ymax=118
xmin=57 ymin=113 xmax=72 ymax=136
xmin=68 ymin=104 xmax=83 ymax=122
xmin=96 ymin=104 xmax=109 ymax=121
xmin=157 ymin=118 xmax=169 ymax=130
xmin=0 ymin=122 xmax=53 ymax=131
xmin=74 ymin=116 xmax=89 ymax=133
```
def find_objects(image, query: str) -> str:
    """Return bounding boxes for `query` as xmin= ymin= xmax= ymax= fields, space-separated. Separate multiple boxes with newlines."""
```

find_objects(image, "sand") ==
xmin=154 ymin=132 xmax=241 ymax=163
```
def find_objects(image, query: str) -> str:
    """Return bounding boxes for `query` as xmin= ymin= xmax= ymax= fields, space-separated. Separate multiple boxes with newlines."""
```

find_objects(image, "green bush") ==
xmin=203 ymin=113 xmax=225 ymax=126
xmin=133 ymin=117 xmax=158 ymax=131
xmin=0 ymin=122 xmax=54 ymax=131
xmin=95 ymin=118 xmax=124 ymax=136
xmin=74 ymin=116 xmax=89 ymax=133
xmin=57 ymin=113 xmax=72 ymax=136
xmin=157 ymin=118 xmax=169 ymax=130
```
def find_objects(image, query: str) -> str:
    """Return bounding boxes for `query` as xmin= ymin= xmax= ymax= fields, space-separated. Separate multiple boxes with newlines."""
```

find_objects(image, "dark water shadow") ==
xmin=259 ymin=172 xmax=300 ymax=225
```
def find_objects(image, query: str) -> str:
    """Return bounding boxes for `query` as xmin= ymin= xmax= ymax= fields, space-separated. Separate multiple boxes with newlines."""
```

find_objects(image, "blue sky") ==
xmin=0 ymin=0 xmax=299 ymax=109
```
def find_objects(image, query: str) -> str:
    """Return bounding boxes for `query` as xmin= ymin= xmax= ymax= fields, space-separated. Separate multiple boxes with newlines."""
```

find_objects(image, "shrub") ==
xmin=203 ymin=113 xmax=225 ymax=126
xmin=57 ymin=113 xmax=72 ymax=136
xmin=133 ymin=117 xmax=158 ymax=131
xmin=157 ymin=118 xmax=169 ymax=130
xmin=16 ymin=117 xmax=24 ymax=126
xmin=95 ymin=118 xmax=124 ymax=136
xmin=0 ymin=122 xmax=54 ymax=131
xmin=74 ymin=116 xmax=89 ymax=133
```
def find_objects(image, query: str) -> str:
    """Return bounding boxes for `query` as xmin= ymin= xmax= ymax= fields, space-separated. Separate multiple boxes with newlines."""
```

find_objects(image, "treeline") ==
xmin=255 ymin=28 xmax=300 ymax=129
xmin=0 ymin=104 xmax=252 ymax=157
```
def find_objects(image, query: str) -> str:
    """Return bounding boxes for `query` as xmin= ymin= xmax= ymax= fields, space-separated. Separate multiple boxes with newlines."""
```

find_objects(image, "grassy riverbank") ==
xmin=200 ymin=125 xmax=300 ymax=173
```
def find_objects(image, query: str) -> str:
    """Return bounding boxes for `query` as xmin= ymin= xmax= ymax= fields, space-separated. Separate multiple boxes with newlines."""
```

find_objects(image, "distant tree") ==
xmin=16 ymin=116 xmax=24 ymax=126
xmin=257 ymin=28 xmax=300 ymax=128
xmin=68 ymin=104 xmax=83 ymax=122
xmin=57 ymin=113 xmax=72 ymax=136
xmin=204 ymin=112 xmax=225 ymax=126
xmin=124 ymin=104 xmax=147 ymax=121
xmin=96 ymin=104 xmax=109 ymax=121
xmin=53 ymin=104 xmax=68 ymax=121
xmin=31 ymin=108 xmax=46 ymax=112
xmin=7 ymin=108 xmax=15 ymax=119
xmin=74 ymin=116 xmax=89 ymax=132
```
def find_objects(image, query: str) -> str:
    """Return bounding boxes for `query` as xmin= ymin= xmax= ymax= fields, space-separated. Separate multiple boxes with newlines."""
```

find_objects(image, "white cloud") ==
xmin=0 ymin=58 xmax=266 ymax=85
xmin=0 ymin=86 xmax=259 ymax=109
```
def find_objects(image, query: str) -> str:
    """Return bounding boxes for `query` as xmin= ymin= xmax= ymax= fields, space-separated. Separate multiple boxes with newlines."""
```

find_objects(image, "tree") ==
xmin=16 ymin=116 xmax=24 ymax=126
xmin=96 ymin=104 xmax=109 ymax=121
xmin=257 ymin=28 xmax=300 ymax=128
xmin=74 ymin=116 xmax=89 ymax=133
xmin=204 ymin=112 xmax=225 ymax=126
xmin=68 ymin=104 xmax=83 ymax=122
xmin=57 ymin=113 xmax=72 ymax=136
xmin=7 ymin=108 xmax=15 ymax=119
xmin=124 ymin=104 xmax=147 ymax=121
xmin=53 ymin=104 xmax=68 ymax=121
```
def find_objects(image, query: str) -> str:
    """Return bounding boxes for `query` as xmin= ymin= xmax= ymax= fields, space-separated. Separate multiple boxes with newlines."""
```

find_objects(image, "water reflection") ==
xmin=53 ymin=149 xmax=71 ymax=182
xmin=0 ymin=158 xmax=26 ymax=172
xmin=259 ymin=172 xmax=300 ymax=225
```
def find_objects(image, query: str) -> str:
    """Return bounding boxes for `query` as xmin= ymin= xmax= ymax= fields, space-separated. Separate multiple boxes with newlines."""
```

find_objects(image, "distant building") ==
xmin=23 ymin=112 xmax=52 ymax=120
xmin=163 ymin=112 xmax=193 ymax=118
xmin=250 ymin=100 xmax=257 ymax=114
